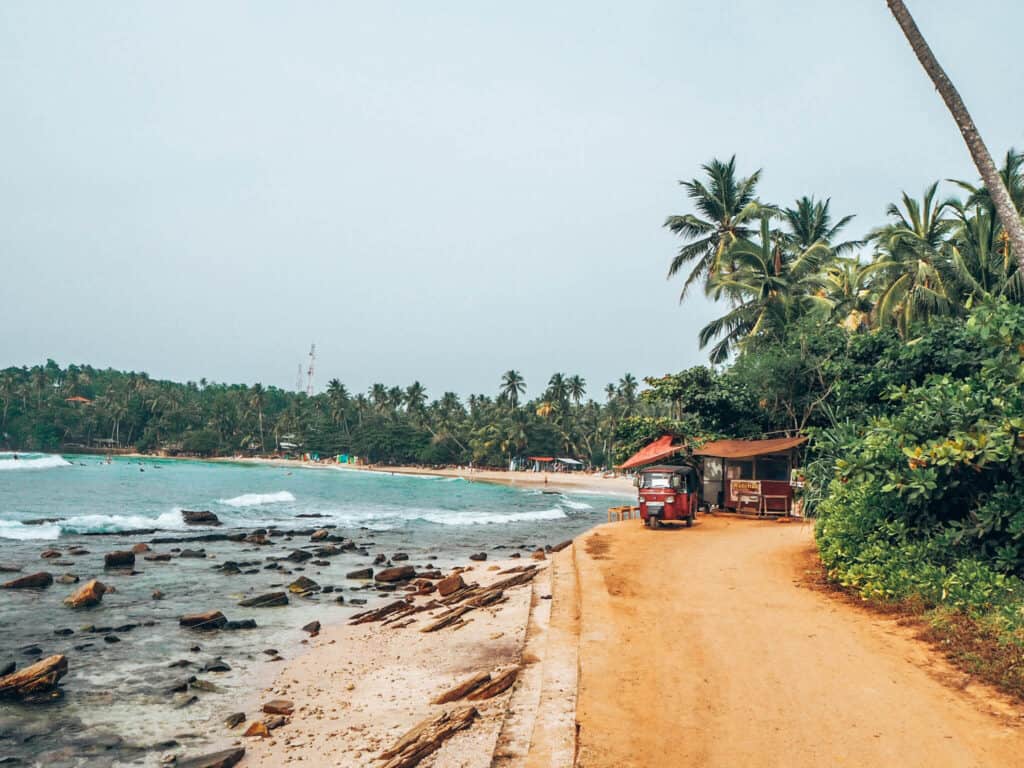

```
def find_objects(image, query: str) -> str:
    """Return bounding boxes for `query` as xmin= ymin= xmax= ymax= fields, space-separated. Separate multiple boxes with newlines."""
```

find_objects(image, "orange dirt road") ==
xmin=573 ymin=516 xmax=1024 ymax=768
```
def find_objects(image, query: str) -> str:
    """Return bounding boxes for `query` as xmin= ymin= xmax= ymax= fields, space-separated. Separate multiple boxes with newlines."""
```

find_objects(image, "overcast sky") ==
xmin=2 ymin=2 xmax=1022 ymax=401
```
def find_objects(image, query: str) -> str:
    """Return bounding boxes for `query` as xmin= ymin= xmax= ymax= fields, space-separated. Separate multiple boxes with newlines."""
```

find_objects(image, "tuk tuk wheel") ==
xmin=686 ymin=514 xmax=695 ymax=527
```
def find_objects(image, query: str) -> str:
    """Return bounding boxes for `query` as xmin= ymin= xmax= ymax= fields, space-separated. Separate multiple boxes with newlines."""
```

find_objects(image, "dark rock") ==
xmin=144 ymin=553 xmax=172 ymax=562
xmin=262 ymin=699 xmax=294 ymax=716
xmin=437 ymin=573 xmax=466 ymax=597
xmin=0 ymin=655 xmax=68 ymax=701
xmin=223 ymin=619 xmax=257 ymax=630
xmin=182 ymin=510 xmax=221 ymax=526
xmin=321 ymin=585 xmax=334 ymax=594
xmin=2 ymin=572 xmax=53 ymax=589
xmin=238 ymin=592 xmax=288 ymax=608
xmin=0 ymin=661 xmax=13 ymax=676
xmin=0 ymin=564 xmax=22 ymax=573
xmin=349 ymin=598 xmax=367 ymax=605
xmin=346 ymin=568 xmax=373 ymax=580
xmin=285 ymin=550 xmax=312 ymax=563
xmin=374 ymin=566 xmax=416 ymax=583
xmin=373 ymin=554 xmax=386 ymax=565
xmin=176 ymin=695 xmax=199 ymax=709
xmin=314 ymin=545 xmax=342 ymax=557
xmin=176 ymin=747 xmax=246 ymax=768
xmin=469 ymin=552 xmax=487 ymax=562
xmin=288 ymin=576 xmax=319 ymax=594
xmin=64 ymin=579 xmax=107 ymax=608
xmin=103 ymin=551 xmax=135 ymax=569
xmin=311 ymin=560 xmax=330 ymax=566
xmin=551 ymin=539 xmax=573 ymax=552
xmin=103 ymin=635 xmax=120 ymax=644
xmin=55 ymin=574 xmax=80 ymax=585
xmin=40 ymin=550 xmax=62 ymax=559
xmin=219 ymin=562 xmax=242 ymax=575
xmin=179 ymin=549 xmax=207 ymax=559
xmin=131 ymin=543 xmax=151 ymax=554
xmin=152 ymin=589 xmax=165 ymax=600
xmin=302 ymin=621 xmax=321 ymax=635
xmin=204 ymin=659 xmax=231 ymax=673
xmin=168 ymin=659 xmax=193 ymax=668
xmin=225 ymin=712 xmax=245 ymax=728
xmin=334 ymin=595 xmax=346 ymax=604
xmin=53 ymin=629 xmax=73 ymax=637
xmin=392 ymin=552 xmax=410 ymax=561
xmin=179 ymin=611 xmax=228 ymax=630
xmin=21 ymin=646 xmax=41 ymax=657
xmin=310 ymin=529 xmax=329 ymax=541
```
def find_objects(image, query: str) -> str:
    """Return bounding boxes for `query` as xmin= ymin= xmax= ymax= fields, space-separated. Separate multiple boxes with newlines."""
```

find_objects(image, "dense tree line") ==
xmin=0 ymin=361 xmax=666 ymax=468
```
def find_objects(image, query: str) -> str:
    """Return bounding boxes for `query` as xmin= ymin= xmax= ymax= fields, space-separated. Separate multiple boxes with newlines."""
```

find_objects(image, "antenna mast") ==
xmin=306 ymin=344 xmax=316 ymax=396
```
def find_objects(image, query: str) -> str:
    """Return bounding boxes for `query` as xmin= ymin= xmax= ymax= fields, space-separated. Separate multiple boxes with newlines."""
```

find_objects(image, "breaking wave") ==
xmin=0 ymin=520 xmax=62 ymax=541
xmin=219 ymin=491 xmax=296 ymax=507
xmin=559 ymin=497 xmax=593 ymax=510
xmin=420 ymin=507 xmax=567 ymax=526
xmin=0 ymin=453 xmax=71 ymax=471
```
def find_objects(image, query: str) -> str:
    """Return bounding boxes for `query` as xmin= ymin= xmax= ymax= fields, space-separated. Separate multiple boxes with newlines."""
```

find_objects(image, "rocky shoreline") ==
xmin=0 ymin=511 xmax=575 ymax=767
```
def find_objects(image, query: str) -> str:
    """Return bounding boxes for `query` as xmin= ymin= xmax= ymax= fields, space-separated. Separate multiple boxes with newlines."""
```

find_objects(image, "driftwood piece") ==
xmin=379 ymin=706 xmax=477 ymax=768
xmin=432 ymin=672 xmax=491 ymax=704
xmin=420 ymin=605 xmax=473 ymax=633
xmin=467 ymin=666 xmax=519 ymax=700
xmin=349 ymin=599 xmax=410 ymax=625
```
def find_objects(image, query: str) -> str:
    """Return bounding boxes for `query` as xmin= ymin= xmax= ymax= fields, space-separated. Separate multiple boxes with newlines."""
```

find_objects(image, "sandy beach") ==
xmin=195 ymin=455 xmax=637 ymax=497
xmin=236 ymin=554 xmax=575 ymax=767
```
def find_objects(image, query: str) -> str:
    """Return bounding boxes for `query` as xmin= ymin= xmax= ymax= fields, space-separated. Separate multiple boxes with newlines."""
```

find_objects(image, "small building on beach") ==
xmin=694 ymin=436 xmax=806 ymax=515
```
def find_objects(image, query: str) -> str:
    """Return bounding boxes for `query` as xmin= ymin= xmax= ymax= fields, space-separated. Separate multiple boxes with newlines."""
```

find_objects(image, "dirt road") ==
xmin=573 ymin=516 xmax=1024 ymax=768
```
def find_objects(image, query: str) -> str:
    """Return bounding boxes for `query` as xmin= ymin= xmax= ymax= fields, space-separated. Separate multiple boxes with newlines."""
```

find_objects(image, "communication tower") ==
xmin=295 ymin=364 xmax=304 ymax=393
xmin=306 ymin=344 xmax=316 ymax=396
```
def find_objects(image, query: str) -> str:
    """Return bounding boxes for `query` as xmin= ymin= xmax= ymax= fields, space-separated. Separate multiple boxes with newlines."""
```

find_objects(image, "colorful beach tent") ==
xmin=618 ymin=435 xmax=685 ymax=470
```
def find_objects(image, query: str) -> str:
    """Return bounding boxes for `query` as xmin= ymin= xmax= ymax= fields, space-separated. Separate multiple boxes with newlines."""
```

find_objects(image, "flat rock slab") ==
xmin=2 ymin=572 xmax=52 ymax=589
xmin=177 ymin=747 xmax=245 ymax=768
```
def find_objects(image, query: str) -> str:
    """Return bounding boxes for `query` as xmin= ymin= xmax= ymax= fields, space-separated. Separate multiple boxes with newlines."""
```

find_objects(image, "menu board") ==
xmin=730 ymin=479 xmax=761 ymax=502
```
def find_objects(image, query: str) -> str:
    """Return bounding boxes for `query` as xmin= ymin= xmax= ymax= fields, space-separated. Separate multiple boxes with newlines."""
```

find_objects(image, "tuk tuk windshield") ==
xmin=641 ymin=472 xmax=679 ymax=489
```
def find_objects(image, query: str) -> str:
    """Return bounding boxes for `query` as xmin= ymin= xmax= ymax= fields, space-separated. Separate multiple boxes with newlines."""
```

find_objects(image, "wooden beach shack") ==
xmin=617 ymin=435 xmax=686 ymax=472
xmin=694 ymin=436 xmax=806 ymax=515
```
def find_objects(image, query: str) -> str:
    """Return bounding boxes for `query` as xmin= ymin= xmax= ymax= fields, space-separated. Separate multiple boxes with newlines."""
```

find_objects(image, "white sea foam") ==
xmin=0 ymin=453 xmax=71 ymax=471
xmin=0 ymin=520 xmax=62 ymax=540
xmin=419 ymin=507 xmax=567 ymax=526
xmin=219 ymin=491 xmax=296 ymax=507
xmin=559 ymin=497 xmax=593 ymax=510
xmin=60 ymin=510 xmax=188 ymax=534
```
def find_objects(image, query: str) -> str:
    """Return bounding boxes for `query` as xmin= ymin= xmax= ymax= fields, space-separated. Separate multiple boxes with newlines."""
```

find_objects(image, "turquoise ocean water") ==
xmin=0 ymin=452 xmax=624 ymax=766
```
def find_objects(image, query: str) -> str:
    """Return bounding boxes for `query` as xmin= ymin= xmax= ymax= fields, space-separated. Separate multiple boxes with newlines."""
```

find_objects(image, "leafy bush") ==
xmin=816 ymin=300 xmax=1024 ymax=623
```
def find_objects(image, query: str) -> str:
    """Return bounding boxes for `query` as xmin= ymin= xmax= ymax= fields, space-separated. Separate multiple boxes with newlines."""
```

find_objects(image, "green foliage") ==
xmin=815 ymin=301 xmax=1024 ymax=625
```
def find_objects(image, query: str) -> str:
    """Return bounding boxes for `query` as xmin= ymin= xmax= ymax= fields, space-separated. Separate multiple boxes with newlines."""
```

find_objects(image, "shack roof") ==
xmin=618 ymin=435 xmax=685 ymax=470
xmin=693 ymin=436 xmax=806 ymax=459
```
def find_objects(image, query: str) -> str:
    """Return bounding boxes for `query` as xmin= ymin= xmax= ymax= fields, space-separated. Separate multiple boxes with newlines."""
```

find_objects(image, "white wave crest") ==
xmin=0 ymin=520 xmax=62 ymax=541
xmin=220 ymin=491 xmax=296 ymax=508
xmin=420 ymin=507 xmax=567 ymax=526
xmin=61 ymin=510 xmax=188 ymax=534
xmin=0 ymin=453 xmax=71 ymax=471
xmin=559 ymin=497 xmax=593 ymax=510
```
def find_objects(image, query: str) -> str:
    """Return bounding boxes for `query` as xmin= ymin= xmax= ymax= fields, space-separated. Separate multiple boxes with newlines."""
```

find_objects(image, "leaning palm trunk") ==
xmin=887 ymin=0 xmax=1024 ymax=270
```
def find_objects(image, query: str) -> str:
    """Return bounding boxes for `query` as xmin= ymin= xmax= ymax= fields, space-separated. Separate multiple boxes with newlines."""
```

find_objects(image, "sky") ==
xmin=3 ymin=1 xmax=1023 ymax=402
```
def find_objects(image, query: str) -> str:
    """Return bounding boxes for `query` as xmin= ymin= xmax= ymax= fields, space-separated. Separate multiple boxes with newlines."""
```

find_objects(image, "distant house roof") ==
xmin=556 ymin=457 xmax=584 ymax=465
xmin=693 ymin=436 xmax=807 ymax=459
xmin=528 ymin=456 xmax=555 ymax=462
xmin=618 ymin=435 xmax=685 ymax=471
xmin=65 ymin=396 xmax=92 ymax=404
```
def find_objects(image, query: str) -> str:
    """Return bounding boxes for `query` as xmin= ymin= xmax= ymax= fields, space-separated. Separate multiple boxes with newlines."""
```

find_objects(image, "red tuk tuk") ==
xmin=637 ymin=465 xmax=698 ymax=528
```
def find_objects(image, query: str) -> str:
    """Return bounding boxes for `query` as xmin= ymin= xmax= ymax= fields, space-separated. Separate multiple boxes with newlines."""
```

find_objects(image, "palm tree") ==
xmin=886 ymin=0 xmax=1024 ymax=267
xmin=665 ymin=156 xmax=763 ymax=299
xmin=546 ymin=373 xmax=568 ymax=406
xmin=326 ymin=379 xmax=351 ymax=434
xmin=820 ymin=258 xmax=876 ymax=331
xmin=866 ymin=183 xmax=958 ymax=336
xmin=948 ymin=201 xmax=1023 ymax=303
xmin=405 ymin=381 xmax=427 ymax=425
xmin=782 ymin=197 xmax=859 ymax=254
xmin=249 ymin=383 xmax=266 ymax=451
xmin=567 ymin=375 xmax=586 ymax=406
xmin=499 ymin=370 xmax=526 ymax=409
xmin=618 ymin=374 xmax=638 ymax=403
xmin=699 ymin=215 xmax=832 ymax=362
